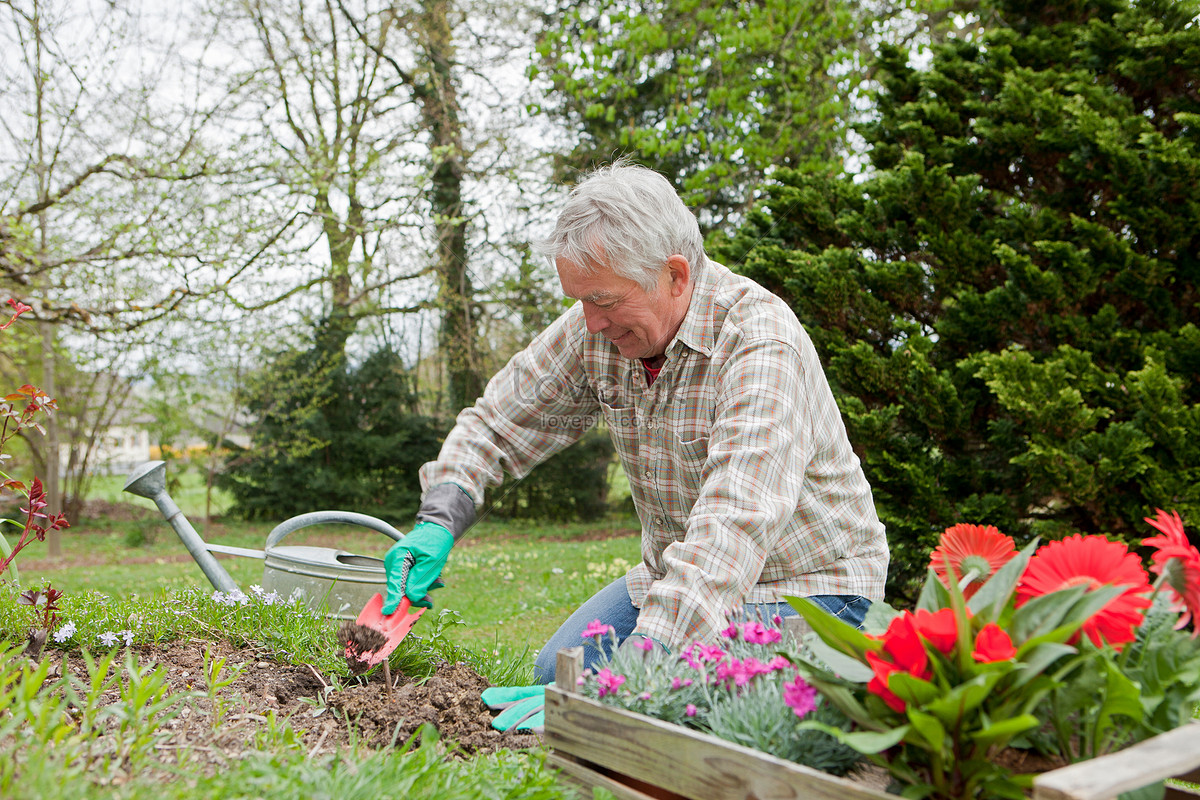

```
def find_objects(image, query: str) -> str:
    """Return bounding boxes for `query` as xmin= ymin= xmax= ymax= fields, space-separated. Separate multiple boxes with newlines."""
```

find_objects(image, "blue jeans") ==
xmin=532 ymin=575 xmax=871 ymax=684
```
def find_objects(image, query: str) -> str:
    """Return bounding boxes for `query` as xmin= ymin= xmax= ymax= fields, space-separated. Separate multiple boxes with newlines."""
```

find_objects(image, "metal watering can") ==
xmin=123 ymin=461 xmax=401 ymax=619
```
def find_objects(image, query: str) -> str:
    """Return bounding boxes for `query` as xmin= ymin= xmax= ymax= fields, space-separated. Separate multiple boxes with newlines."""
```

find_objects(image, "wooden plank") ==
xmin=556 ymin=646 xmax=583 ymax=692
xmin=545 ymin=684 xmax=895 ymax=800
xmin=1033 ymin=722 xmax=1200 ymax=800
xmin=547 ymin=753 xmax=682 ymax=800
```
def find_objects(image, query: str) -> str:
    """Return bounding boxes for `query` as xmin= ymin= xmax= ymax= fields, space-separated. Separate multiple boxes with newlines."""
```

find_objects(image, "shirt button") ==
xmin=655 ymin=517 xmax=664 ymax=526
xmin=644 ymin=469 xmax=652 ymax=478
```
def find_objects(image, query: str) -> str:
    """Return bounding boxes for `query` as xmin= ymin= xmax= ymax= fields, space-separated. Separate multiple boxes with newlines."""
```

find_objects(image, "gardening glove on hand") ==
xmin=383 ymin=521 xmax=453 ymax=612
xmin=481 ymin=685 xmax=545 ymax=734
xmin=382 ymin=483 xmax=476 ymax=614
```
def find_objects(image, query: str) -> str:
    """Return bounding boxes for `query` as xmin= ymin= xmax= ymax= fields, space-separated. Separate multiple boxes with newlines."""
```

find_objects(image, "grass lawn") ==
xmin=6 ymin=469 xmax=642 ymax=663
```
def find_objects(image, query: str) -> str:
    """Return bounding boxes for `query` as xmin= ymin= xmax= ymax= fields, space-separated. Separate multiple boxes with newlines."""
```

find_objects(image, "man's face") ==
xmin=556 ymin=255 xmax=692 ymax=360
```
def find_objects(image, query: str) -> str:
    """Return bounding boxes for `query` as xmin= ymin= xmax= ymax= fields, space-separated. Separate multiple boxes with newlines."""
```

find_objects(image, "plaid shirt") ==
xmin=421 ymin=261 xmax=888 ymax=646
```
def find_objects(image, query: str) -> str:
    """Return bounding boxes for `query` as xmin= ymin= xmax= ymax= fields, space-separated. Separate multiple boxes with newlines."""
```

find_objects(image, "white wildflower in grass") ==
xmin=228 ymin=589 xmax=249 ymax=605
xmin=211 ymin=591 xmax=228 ymax=604
xmin=250 ymin=585 xmax=264 ymax=596
xmin=120 ymin=629 xmax=134 ymax=646
xmin=53 ymin=620 xmax=76 ymax=643
xmin=98 ymin=631 xmax=119 ymax=647
xmin=288 ymin=588 xmax=305 ymax=604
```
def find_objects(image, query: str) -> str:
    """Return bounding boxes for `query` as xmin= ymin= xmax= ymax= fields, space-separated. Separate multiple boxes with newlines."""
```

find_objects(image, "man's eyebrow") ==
xmin=578 ymin=290 xmax=621 ymax=304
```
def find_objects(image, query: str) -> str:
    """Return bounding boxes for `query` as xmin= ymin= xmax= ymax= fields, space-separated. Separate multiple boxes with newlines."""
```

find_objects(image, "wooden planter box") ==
xmin=545 ymin=647 xmax=1200 ymax=800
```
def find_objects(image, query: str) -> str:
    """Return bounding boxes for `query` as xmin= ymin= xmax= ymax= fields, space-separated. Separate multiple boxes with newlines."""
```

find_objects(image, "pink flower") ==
xmin=595 ymin=668 xmax=626 ymax=698
xmin=581 ymin=619 xmax=613 ymax=639
xmin=638 ymin=692 xmax=651 ymax=700
xmin=720 ymin=623 xmax=739 ymax=639
xmin=685 ymin=704 xmax=697 ymax=717
xmin=670 ymin=676 xmax=693 ymax=690
xmin=742 ymin=657 xmax=776 ymax=680
xmin=696 ymin=643 xmax=726 ymax=663
xmin=783 ymin=674 xmax=818 ymax=719
xmin=633 ymin=636 xmax=654 ymax=651
xmin=767 ymin=655 xmax=791 ymax=671
xmin=741 ymin=621 xmax=783 ymax=645
xmin=716 ymin=658 xmax=749 ymax=687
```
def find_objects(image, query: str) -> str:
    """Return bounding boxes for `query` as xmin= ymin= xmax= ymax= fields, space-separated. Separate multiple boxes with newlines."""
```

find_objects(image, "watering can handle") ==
xmin=264 ymin=511 xmax=406 ymax=551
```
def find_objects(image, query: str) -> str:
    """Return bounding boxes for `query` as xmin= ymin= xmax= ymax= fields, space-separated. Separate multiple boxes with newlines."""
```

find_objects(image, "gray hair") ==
xmin=536 ymin=160 xmax=707 ymax=292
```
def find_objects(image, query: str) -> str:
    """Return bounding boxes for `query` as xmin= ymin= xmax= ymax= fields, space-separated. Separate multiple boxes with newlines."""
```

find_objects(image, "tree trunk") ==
xmin=418 ymin=0 xmax=482 ymax=414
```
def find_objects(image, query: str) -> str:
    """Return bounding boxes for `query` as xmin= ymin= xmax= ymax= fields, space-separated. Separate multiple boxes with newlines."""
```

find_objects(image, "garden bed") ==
xmin=544 ymin=646 xmax=1200 ymax=800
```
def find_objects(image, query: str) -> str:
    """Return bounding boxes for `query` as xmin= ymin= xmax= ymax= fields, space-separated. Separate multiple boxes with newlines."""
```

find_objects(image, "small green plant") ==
xmin=200 ymin=645 xmax=243 ymax=731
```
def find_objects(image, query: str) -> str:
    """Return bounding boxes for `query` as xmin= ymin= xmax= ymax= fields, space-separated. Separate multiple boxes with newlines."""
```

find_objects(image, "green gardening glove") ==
xmin=383 ymin=521 xmax=454 ymax=613
xmin=481 ymin=685 xmax=545 ymax=733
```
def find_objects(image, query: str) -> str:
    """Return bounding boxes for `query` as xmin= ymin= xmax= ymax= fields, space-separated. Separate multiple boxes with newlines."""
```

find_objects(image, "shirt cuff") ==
xmin=416 ymin=483 xmax=477 ymax=540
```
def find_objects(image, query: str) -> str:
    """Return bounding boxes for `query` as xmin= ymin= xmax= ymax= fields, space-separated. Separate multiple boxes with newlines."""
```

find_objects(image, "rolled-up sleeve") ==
xmin=420 ymin=307 xmax=601 ymax=506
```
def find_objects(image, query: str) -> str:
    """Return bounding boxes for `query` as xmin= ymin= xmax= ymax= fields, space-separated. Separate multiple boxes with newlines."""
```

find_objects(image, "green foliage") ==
xmin=531 ymin=0 xmax=867 ymax=231
xmin=219 ymin=331 xmax=443 ymax=524
xmin=720 ymin=0 xmax=1200 ymax=601
xmin=483 ymin=428 xmax=614 ymax=522
xmin=577 ymin=618 xmax=863 ymax=776
xmin=789 ymin=526 xmax=1200 ymax=800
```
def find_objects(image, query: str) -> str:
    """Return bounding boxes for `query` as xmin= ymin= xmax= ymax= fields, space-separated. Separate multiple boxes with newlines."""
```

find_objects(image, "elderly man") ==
xmin=383 ymin=161 xmax=888 ymax=687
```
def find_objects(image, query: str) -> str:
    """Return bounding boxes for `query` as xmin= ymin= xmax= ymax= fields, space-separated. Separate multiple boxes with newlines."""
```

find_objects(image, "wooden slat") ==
xmin=546 ymin=753 xmax=679 ymax=800
xmin=1033 ymin=722 xmax=1200 ymax=800
xmin=545 ymin=684 xmax=895 ymax=800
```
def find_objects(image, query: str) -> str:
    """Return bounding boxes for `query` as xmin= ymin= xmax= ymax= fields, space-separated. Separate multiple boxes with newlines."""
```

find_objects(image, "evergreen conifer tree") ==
xmin=721 ymin=0 xmax=1200 ymax=600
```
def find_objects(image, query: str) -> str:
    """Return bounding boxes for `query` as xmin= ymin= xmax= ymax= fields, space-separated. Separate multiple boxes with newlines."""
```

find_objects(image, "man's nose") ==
xmin=582 ymin=303 xmax=608 ymax=334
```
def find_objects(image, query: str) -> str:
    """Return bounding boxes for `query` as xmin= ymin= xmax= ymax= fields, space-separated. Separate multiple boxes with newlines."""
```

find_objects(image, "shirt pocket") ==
xmin=670 ymin=433 xmax=709 ymax=500
xmin=599 ymin=398 xmax=640 ymax=465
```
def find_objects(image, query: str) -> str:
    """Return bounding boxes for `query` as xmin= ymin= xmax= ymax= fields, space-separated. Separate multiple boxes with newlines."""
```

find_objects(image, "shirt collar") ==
xmin=669 ymin=259 xmax=719 ymax=358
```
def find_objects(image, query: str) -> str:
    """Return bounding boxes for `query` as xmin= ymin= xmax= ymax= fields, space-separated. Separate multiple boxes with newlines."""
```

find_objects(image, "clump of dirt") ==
xmin=37 ymin=639 xmax=540 ymax=776
xmin=336 ymin=620 xmax=388 ymax=674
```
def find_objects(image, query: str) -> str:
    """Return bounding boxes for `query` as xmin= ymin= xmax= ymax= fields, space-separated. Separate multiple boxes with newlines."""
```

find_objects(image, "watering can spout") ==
xmin=123 ymin=461 xmax=240 ymax=593
xmin=123 ymin=460 xmax=167 ymax=500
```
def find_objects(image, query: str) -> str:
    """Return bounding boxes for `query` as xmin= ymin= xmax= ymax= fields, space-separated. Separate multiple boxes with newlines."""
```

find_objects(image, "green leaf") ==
xmin=969 ymin=714 xmax=1040 ymax=747
xmin=1117 ymin=782 xmax=1165 ymax=800
xmin=786 ymin=595 xmax=881 ymax=661
xmin=967 ymin=540 xmax=1038 ymax=623
xmin=803 ymin=635 xmax=874 ymax=683
xmin=906 ymin=709 xmax=946 ymax=754
xmin=889 ymin=672 xmax=942 ymax=708
xmin=915 ymin=567 xmax=952 ymax=613
xmin=923 ymin=672 xmax=1002 ymax=726
xmin=796 ymin=719 xmax=911 ymax=754
xmin=1093 ymin=658 xmax=1144 ymax=753
xmin=861 ymin=599 xmax=900 ymax=635
xmin=1008 ymin=584 xmax=1090 ymax=643
xmin=1011 ymin=642 xmax=1077 ymax=688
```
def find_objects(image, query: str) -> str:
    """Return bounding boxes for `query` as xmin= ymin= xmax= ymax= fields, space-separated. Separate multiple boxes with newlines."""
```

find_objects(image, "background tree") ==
xmin=720 ymin=0 xmax=1200 ymax=601
xmin=530 ymin=0 xmax=970 ymax=233
xmin=0 ymin=0 xmax=243 ymax=549
xmin=218 ymin=338 xmax=443 ymax=522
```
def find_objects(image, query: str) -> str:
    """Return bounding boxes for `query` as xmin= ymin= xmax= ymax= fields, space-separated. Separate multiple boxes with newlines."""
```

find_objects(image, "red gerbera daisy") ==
xmin=1143 ymin=508 xmax=1200 ymax=637
xmin=1016 ymin=534 xmax=1151 ymax=651
xmin=930 ymin=524 xmax=1019 ymax=599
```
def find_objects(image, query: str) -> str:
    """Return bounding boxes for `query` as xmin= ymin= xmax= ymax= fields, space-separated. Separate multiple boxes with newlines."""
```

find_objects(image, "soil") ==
xmin=35 ymin=639 xmax=540 ymax=776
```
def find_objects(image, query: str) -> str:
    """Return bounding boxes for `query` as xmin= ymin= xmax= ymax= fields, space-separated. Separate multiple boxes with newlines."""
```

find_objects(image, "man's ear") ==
xmin=665 ymin=254 xmax=691 ymax=297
